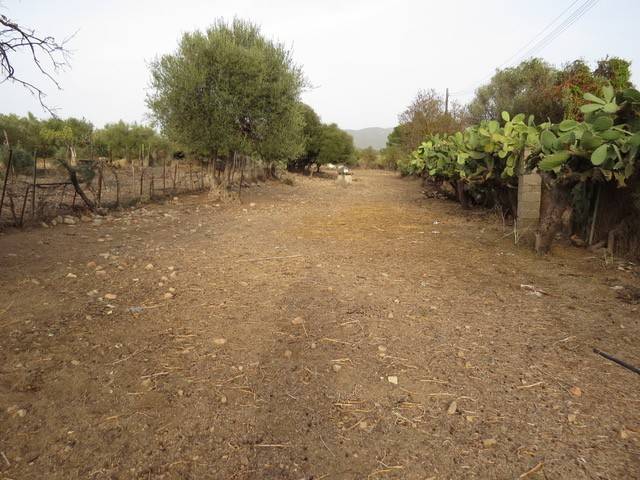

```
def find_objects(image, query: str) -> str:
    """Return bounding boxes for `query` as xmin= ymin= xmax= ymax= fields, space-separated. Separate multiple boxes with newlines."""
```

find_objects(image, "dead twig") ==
xmin=519 ymin=461 xmax=544 ymax=478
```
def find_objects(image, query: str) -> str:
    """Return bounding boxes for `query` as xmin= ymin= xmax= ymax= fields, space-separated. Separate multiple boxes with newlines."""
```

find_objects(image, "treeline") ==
xmin=1 ymin=18 xmax=356 ymax=208
xmin=383 ymin=57 xmax=634 ymax=172
xmin=146 ymin=18 xmax=354 ymax=181
xmin=0 ymin=114 xmax=170 ymax=172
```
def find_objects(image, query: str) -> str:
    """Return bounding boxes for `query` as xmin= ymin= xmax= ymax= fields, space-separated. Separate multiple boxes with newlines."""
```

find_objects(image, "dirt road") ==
xmin=1 ymin=170 xmax=638 ymax=479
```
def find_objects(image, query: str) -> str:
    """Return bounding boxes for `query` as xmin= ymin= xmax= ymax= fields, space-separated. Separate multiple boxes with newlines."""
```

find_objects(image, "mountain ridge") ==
xmin=345 ymin=126 xmax=393 ymax=150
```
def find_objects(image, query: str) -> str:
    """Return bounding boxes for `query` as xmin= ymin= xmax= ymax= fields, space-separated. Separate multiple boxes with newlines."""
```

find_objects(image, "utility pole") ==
xmin=445 ymin=88 xmax=449 ymax=115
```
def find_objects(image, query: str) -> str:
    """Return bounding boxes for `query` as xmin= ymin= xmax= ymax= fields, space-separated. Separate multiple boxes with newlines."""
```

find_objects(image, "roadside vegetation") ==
xmin=385 ymin=57 xmax=640 ymax=257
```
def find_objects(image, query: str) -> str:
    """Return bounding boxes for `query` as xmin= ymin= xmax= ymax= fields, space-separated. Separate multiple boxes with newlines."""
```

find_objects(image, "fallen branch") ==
xmin=519 ymin=461 xmax=544 ymax=479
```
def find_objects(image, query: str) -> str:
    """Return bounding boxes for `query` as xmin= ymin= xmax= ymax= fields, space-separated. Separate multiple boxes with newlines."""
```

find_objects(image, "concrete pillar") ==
xmin=517 ymin=173 xmax=542 ymax=244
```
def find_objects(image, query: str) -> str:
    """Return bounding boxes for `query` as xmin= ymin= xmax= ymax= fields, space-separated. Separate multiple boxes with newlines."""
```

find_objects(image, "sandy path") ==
xmin=1 ymin=170 xmax=638 ymax=479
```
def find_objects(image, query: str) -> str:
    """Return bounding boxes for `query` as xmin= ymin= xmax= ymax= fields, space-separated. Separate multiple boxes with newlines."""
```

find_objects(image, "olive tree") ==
xmin=147 ymin=18 xmax=306 ymax=185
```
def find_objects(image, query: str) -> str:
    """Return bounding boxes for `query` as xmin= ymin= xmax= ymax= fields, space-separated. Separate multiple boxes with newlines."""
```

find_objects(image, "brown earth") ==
xmin=1 ymin=169 xmax=639 ymax=479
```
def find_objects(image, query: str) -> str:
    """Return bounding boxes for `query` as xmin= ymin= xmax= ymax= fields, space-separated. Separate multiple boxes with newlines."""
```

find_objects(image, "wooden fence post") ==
xmin=32 ymin=148 xmax=37 ymax=217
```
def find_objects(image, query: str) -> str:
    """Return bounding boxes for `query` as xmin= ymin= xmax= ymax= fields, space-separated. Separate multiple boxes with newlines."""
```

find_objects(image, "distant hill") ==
xmin=345 ymin=127 xmax=393 ymax=150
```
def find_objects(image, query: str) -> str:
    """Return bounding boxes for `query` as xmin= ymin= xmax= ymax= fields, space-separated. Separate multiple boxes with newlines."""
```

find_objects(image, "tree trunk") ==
xmin=59 ymin=161 xmax=97 ymax=212
xmin=535 ymin=174 xmax=572 ymax=254
xmin=456 ymin=179 xmax=469 ymax=209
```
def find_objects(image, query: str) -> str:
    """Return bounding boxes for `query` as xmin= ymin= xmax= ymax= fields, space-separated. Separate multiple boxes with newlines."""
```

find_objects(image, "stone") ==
xmin=387 ymin=376 xmax=398 ymax=385
xmin=145 ymin=263 xmax=154 ymax=270
xmin=163 ymin=292 xmax=174 ymax=299
xmin=63 ymin=216 xmax=77 ymax=225
xmin=104 ymin=293 xmax=117 ymax=300
xmin=284 ymin=350 xmax=292 ymax=358
xmin=332 ymin=364 xmax=342 ymax=372
xmin=569 ymin=386 xmax=582 ymax=397
xmin=291 ymin=317 xmax=304 ymax=325
xmin=213 ymin=338 xmax=227 ymax=345
xmin=66 ymin=273 xmax=77 ymax=278
xmin=483 ymin=438 xmax=497 ymax=448
xmin=447 ymin=401 xmax=458 ymax=415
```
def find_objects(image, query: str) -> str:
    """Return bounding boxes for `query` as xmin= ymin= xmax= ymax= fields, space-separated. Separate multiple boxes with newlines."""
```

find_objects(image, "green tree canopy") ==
xmin=317 ymin=123 xmax=355 ymax=166
xmin=147 ymin=18 xmax=305 ymax=165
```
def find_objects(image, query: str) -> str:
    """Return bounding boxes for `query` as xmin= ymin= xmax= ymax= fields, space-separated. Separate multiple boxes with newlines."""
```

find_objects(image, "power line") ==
xmin=449 ymin=0 xmax=599 ymax=97
xmin=495 ymin=0 xmax=583 ymax=71
xmin=514 ymin=0 xmax=598 ymax=62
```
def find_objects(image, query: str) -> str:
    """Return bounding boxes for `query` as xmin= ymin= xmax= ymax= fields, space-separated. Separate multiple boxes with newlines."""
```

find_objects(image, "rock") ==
xmin=569 ymin=386 xmax=582 ymax=397
xmin=86 ymin=261 xmax=97 ymax=268
xmin=387 ymin=375 xmax=398 ymax=385
xmin=41 ymin=222 xmax=49 ymax=228
xmin=387 ymin=313 xmax=394 ymax=319
xmin=168 ymin=287 xmax=176 ymax=293
xmin=104 ymin=293 xmax=117 ymax=300
xmin=377 ymin=345 xmax=387 ymax=353
xmin=284 ymin=350 xmax=292 ymax=358
xmin=620 ymin=429 xmax=633 ymax=439
xmin=310 ymin=342 xmax=317 ymax=349
xmin=66 ymin=273 xmax=77 ymax=278
xmin=482 ymin=438 xmax=497 ymax=448
xmin=249 ymin=202 xmax=256 ymax=207
xmin=213 ymin=338 xmax=227 ymax=345
xmin=177 ymin=389 xmax=184 ymax=397
xmin=291 ymin=317 xmax=304 ymax=325
xmin=145 ymin=263 xmax=154 ymax=270
xmin=87 ymin=290 xmax=98 ymax=296
xmin=567 ymin=414 xmax=577 ymax=423
xmin=95 ymin=270 xmax=106 ymax=276
xmin=332 ymin=364 xmax=342 ymax=372
xmin=71 ymin=360 xmax=81 ymax=366
xmin=447 ymin=401 xmax=458 ymax=415
xmin=141 ymin=378 xmax=152 ymax=388
xmin=220 ymin=395 xmax=228 ymax=404
xmin=50 ymin=219 xmax=57 ymax=226
xmin=63 ymin=216 xmax=77 ymax=225
xmin=16 ymin=409 xmax=27 ymax=418
xmin=81 ymin=215 xmax=92 ymax=222
xmin=163 ymin=292 xmax=174 ymax=299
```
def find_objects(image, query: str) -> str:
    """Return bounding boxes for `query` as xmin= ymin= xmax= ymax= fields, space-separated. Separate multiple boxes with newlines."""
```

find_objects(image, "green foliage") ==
xmin=468 ymin=58 xmax=562 ymax=123
xmin=147 ymin=18 xmax=305 ymax=164
xmin=357 ymin=147 xmax=379 ymax=168
xmin=94 ymin=121 xmax=167 ymax=160
xmin=469 ymin=57 xmax=635 ymax=123
xmin=0 ymin=147 xmax=33 ymax=174
xmin=412 ymin=85 xmax=640 ymax=199
xmin=315 ymin=123 xmax=355 ymax=166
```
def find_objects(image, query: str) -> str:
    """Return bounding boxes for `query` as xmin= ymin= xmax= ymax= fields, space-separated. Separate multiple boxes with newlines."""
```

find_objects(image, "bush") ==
xmin=1 ymin=147 xmax=34 ymax=174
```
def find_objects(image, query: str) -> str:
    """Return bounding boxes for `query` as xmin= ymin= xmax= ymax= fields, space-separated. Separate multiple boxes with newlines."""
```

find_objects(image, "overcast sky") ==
xmin=2 ymin=0 xmax=639 ymax=130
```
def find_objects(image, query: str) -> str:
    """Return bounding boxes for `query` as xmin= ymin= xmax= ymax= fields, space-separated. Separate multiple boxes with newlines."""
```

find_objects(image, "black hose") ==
xmin=593 ymin=348 xmax=640 ymax=376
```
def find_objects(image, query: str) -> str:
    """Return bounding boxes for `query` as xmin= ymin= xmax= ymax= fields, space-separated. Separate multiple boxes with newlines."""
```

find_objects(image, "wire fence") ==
xmin=0 ymin=159 xmax=214 ymax=228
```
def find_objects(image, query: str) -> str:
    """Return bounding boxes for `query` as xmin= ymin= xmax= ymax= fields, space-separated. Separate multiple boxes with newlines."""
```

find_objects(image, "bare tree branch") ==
xmin=0 ymin=12 xmax=73 ymax=116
